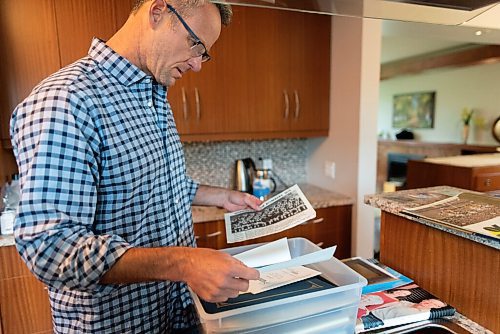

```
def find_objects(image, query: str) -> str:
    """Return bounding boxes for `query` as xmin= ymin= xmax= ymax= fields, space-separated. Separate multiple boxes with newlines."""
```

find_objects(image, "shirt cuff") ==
xmin=186 ymin=176 xmax=199 ymax=203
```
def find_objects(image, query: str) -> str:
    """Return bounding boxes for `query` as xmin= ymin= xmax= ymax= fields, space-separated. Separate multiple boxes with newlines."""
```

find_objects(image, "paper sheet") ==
xmin=258 ymin=245 xmax=336 ymax=273
xmin=244 ymin=266 xmax=321 ymax=294
xmin=233 ymin=237 xmax=291 ymax=268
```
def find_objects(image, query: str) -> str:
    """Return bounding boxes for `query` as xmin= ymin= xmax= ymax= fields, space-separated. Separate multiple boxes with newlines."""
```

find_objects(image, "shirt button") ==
xmin=147 ymin=101 xmax=153 ymax=107
xmin=175 ymin=198 xmax=180 ymax=204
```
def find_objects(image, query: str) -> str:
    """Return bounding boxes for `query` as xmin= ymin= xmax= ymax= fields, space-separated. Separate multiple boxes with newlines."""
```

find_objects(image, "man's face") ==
xmin=150 ymin=2 xmax=221 ymax=87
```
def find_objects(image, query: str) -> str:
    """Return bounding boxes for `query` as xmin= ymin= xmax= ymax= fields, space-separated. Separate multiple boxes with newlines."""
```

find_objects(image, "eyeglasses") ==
xmin=163 ymin=1 xmax=211 ymax=62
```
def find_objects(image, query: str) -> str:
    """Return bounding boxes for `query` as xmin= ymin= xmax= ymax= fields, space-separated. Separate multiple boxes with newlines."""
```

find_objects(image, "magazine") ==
xmin=342 ymin=257 xmax=413 ymax=294
xmin=224 ymin=184 xmax=316 ymax=243
xmin=355 ymin=283 xmax=455 ymax=333
xmin=402 ymin=192 xmax=500 ymax=240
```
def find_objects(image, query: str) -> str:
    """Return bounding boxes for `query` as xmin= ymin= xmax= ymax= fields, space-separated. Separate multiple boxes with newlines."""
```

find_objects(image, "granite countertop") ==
xmin=449 ymin=313 xmax=495 ymax=334
xmin=423 ymin=153 xmax=500 ymax=167
xmin=193 ymin=183 xmax=354 ymax=223
xmin=1 ymin=184 xmax=352 ymax=247
xmin=364 ymin=186 xmax=500 ymax=250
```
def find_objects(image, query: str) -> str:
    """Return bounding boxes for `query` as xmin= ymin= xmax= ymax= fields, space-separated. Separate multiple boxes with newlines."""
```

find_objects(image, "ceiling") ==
xmin=381 ymin=3 xmax=500 ymax=62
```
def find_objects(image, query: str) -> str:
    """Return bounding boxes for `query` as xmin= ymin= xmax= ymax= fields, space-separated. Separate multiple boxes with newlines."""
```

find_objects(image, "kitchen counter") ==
xmin=192 ymin=183 xmax=354 ymax=223
xmin=364 ymin=185 xmax=499 ymax=250
xmin=0 ymin=234 xmax=14 ymax=247
xmin=423 ymin=153 xmax=500 ymax=167
xmin=365 ymin=186 xmax=499 ymax=332
xmin=1 ymin=184 xmax=353 ymax=248
xmin=449 ymin=313 xmax=494 ymax=334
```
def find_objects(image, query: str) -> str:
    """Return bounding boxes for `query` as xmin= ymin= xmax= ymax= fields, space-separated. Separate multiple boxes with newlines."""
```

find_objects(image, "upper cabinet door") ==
xmin=54 ymin=0 xmax=135 ymax=66
xmin=288 ymin=12 xmax=330 ymax=133
xmin=231 ymin=7 xmax=331 ymax=136
xmin=0 ymin=0 xmax=61 ymax=145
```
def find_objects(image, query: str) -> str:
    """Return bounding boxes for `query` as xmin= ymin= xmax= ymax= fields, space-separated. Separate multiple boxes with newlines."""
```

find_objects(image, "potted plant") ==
xmin=461 ymin=108 xmax=474 ymax=144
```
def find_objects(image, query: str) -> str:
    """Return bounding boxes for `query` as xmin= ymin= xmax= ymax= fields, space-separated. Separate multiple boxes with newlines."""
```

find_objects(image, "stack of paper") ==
xmin=234 ymin=238 xmax=336 ymax=294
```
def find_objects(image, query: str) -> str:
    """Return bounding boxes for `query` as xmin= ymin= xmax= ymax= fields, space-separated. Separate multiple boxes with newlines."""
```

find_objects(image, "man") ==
xmin=10 ymin=0 xmax=261 ymax=333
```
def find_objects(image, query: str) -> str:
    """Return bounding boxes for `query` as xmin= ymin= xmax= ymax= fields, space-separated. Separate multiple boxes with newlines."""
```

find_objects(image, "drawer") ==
xmin=474 ymin=173 xmax=500 ymax=191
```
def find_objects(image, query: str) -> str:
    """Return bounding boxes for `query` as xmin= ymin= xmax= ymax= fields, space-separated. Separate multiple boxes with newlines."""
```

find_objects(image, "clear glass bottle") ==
xmin=1 ymin=174 xmax=19 ymax=235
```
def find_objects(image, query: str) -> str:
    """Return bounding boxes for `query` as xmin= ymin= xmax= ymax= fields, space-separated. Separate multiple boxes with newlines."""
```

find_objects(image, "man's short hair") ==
xmin=132 ymin=0 xmax=232 ymax=26
xmin=214 ymin=3 xmax=232 ymax=26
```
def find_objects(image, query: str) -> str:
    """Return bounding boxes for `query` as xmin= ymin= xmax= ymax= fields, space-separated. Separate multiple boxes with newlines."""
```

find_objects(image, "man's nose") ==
xmin=187 ymin=56 xmax=203 ymax=72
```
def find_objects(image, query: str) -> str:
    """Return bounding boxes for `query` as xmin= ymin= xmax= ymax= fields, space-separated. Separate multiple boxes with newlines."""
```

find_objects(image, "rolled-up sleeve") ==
xmin=185 ymin=176 xmax=199 ymax=203
xmin=11 ymin=88 xmax=131 ymax=292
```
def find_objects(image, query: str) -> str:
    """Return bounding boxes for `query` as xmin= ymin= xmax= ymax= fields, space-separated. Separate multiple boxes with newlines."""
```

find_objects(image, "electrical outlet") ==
xmin=324 ymin=161 xmax=335 ymax=179
xmin=262 ymin=158 xmax=273 ymax=170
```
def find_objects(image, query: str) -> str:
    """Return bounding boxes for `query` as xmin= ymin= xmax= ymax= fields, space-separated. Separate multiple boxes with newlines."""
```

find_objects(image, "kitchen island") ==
xmin=365 ymin=186 xmax=499 ymax=333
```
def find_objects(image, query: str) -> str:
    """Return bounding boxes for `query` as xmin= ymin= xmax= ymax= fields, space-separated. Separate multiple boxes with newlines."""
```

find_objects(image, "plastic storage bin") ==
xmin=189 ymin=237 xmax=367 ymax=333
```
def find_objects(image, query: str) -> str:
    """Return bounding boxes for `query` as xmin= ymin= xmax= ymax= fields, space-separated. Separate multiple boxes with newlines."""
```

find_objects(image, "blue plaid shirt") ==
xmin=10 ymin=38 xmax=199 ymax=333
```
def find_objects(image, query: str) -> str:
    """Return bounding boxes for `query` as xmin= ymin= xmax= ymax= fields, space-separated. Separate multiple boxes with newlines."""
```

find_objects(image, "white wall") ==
xmin=307 ymin=16 xmax=381 ymax=258
xmin=379 ymin=62 xmax=500 ymax=146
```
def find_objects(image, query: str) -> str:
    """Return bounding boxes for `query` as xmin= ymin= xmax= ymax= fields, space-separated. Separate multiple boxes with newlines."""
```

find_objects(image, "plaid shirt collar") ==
xmin=88 ymin=38 xmax=149 ymax=87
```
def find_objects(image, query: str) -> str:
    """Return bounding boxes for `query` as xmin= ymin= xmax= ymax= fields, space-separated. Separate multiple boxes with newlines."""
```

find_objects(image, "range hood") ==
xmin=214 ymin=0 xmax=500 ymax=26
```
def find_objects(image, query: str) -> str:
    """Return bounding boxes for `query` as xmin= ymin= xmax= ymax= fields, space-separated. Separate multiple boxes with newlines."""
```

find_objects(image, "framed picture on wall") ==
xmin=392 ymin=91 xmax=436 ymax=129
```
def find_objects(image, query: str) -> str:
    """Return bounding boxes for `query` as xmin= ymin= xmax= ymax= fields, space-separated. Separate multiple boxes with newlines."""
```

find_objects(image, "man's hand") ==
xmin=193 ymin=185 xmax=263 ymax=212
xmin=180 ymin=247 xmax=260 ymax=302
xmin=223 ymin=190 xmax=262 ymax=212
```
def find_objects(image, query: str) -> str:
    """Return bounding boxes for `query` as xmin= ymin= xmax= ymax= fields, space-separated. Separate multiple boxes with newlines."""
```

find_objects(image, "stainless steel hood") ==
xmin=213 ymin=0 xmax=500 ymax=26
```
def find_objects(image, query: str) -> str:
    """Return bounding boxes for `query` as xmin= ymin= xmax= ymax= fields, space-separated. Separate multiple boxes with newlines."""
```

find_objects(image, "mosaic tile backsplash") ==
xmin=183 ymin=139 xmax=308 ymax=189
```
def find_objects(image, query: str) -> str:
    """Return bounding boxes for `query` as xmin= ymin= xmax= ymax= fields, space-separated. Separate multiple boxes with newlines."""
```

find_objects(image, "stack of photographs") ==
xmin=342 ymin=257 xmax=412 ymax=294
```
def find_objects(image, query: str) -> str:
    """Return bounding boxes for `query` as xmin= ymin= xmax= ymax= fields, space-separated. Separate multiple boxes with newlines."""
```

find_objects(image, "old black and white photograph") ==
xmin=225 ymin=185 xmax=316 ymax=243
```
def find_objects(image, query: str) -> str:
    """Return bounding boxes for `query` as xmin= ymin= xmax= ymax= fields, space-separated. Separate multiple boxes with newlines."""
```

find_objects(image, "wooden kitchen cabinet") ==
xmin=407 ymin=158 xmax=500 ymax=192
xmin=169 ymin=6 xmax=331 ymax=141
xmin=0 ymin=0 xmax=134 ymax=149
xmin=0 ymin=246 xmax=52 ymax=334
xmin=54 ymin=0 xmax=134 ymax=67
xmin=1 ymin=3 xmax=330 ymax=146
xmin=380 ymin=212 xmax=499 ymax=332
xmin=193 ymin=205 xmax=352 ymax=259
xmin=275 ymin=9 xmax=330 ymax=134
xmin=0 ymin=0 xmax=61 ymax=148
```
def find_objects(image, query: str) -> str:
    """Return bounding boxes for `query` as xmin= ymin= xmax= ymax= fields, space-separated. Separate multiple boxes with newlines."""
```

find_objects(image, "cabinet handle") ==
xmin=484 ymin=178 xmax=491 ymax=187
xmin=294 ymin=90 xmax=300 ymax=119
xmin=195 ymin=87 xmax=201 ymax=120
xmin=301 ymin=217 xmax=324 ymax=226
xmin=283 ymin=90 xmax=289 ymax=119
xmin=195 ymin=231 xmax=222 ymax=240
xmin=182 ymin=87 xmax=188 ymax=121
xmin=312 ymin=217 xmax=324 ymax=224
xmin=206 ymin=231 xmax=221 ymax=238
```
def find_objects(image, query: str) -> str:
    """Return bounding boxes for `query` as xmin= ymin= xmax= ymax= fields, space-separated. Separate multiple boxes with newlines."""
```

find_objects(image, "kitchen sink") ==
xmin=367 ymin=319 xmax=471 ymax=334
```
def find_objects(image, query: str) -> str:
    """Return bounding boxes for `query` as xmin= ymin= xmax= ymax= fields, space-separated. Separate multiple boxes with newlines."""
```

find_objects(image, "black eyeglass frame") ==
xmin=163 ymin=1 xmax=211 ymax=62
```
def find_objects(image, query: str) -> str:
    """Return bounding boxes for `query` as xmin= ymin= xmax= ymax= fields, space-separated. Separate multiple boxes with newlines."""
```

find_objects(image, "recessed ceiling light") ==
xmin=475 ymin=30 xmax=483 ymax=36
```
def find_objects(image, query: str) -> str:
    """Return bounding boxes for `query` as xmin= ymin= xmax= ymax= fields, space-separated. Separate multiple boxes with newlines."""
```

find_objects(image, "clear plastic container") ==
xmin=190 ymin=238 xmax=367 ymax=333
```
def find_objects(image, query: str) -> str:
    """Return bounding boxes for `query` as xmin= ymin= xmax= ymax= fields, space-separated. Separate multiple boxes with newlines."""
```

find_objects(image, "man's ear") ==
xmin=149 ymin=0 xmax=166 ymax=27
